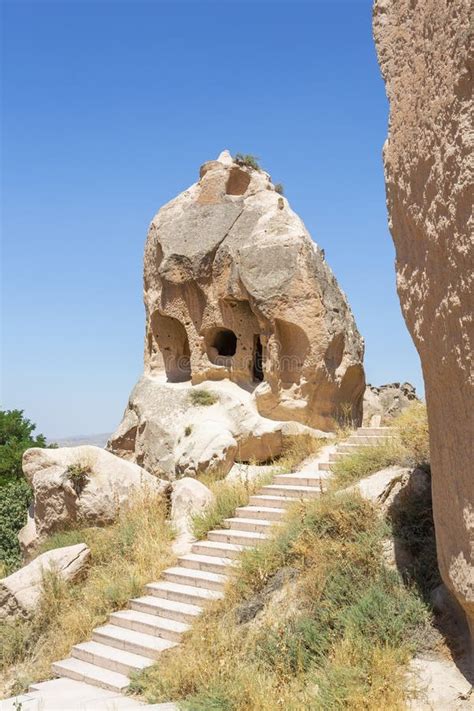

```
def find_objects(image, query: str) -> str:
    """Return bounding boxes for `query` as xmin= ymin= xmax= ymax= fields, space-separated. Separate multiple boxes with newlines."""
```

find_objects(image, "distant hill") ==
xmin=50 ymin=433 xmax=111 ymax=448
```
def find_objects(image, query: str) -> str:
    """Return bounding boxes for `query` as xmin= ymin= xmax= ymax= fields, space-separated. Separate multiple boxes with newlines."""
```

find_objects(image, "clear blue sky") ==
xmin=1 ymin=0 xmax=423 ymax=439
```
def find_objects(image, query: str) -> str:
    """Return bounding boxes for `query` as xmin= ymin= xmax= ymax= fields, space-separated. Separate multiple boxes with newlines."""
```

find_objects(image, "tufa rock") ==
xmin=170 ymin=477 xmax=214 ymax=555
xmin=363 ymin=382 xmax=419 ymax=426
xmin=138 ymin=151 xmax=364 ymax=430
xmin=0 ymin=544 xmax=90 ymax=620
xmin=373 ymin=0 xmax=474 ymax=637
xmin=23 ymin=445 xmax=168 ymax=540
xmin=109 ymin=375 xmax=331 ymax=480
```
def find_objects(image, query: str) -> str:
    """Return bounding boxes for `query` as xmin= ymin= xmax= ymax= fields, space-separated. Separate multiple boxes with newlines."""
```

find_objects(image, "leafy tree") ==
xmin=0 ymin=409 xmax=48 ymax=573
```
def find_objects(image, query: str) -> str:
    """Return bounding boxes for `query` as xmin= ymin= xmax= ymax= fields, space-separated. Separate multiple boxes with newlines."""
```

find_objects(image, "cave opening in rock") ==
xmin=212 ymin=328 xmax=237 ymax=356
xmin=150 ymin=312 xmax=191 ymax=382
xmin=253 ymin=335 xmax=264 ymax=381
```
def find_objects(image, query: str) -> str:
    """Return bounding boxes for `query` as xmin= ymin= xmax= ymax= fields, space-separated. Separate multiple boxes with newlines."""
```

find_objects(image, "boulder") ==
xmin=373 ymin=0 xmax=473 ymax=636
xmin=0 ymin=543 xmax=90 ymax=620
xmin=363 ymin=382 xmax=419 ymax=426
xmin=108 ymin=376 xmax=330 ymax=479
xmin=23 ymin=446 xmax=168 ymax=539
xmin=18 ymin=503 xmax=38 ymax=559
xmin=353 ymin=465 xmax=410 ymax=509
xmin=170 ymin=477 xmax=214 ymax=555
xmin=110 ymin=151 xmax=364 ymax=474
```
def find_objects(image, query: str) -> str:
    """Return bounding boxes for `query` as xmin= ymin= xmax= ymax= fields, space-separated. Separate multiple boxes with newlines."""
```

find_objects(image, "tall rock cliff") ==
xmin=373 ymin=0 xmax=473 ymax=637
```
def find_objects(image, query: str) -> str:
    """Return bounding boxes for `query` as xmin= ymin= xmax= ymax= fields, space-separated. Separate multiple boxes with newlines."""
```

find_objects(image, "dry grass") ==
xmin=0 ymin=490 xmax=175 ymax=697
xmin=274 ymin=434 xmax=325 ymax=473
xmin=133 ymin=492 xmax=431 ymax=710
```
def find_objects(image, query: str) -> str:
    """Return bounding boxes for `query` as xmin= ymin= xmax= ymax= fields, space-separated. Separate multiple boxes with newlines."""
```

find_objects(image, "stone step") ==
xmin=71 ymin=640 xmax=153 ymax=676
xmin=145 ymin=580 xmax=224 ymax=605
xmin=272 ymin=472 xmax=325 ymax=488
xmin=93 ymin=623 xmax=176 ymax=660
xmin=162 ymin=566 xmax=228 ymax=592
xmin=235 ymin=505 xmax=286 ymax=521
xmin=178 ymin=552 xmax=234 ymax=574
xmin=336 ymin=442 xmax=365 ymax=453
xmin=192 ymin=540 xmax=248 ymax=559
xmin=130 ymin=594 xmax=202 ymax=624
xmin=248 ymin=494 xmax=297 ymax=509
xmin=109 ymin=609 xmax=189 ymax=642
xmin=258 ymin=484 xmax=321 ymax=499
xmin=357 ymin=427 xmax=393 ymax=435
xmin=317 ymin=462 xmax=334 ymax=471
xmin=207 ymin=528 xmax=268 ymax=546
xmin=347 ymin=435 xmax=393 ymax=445
xmin=51 ymin=657 xmax=130 ymax=693
xmin=224 ymin=516 xmax=275 ymax=533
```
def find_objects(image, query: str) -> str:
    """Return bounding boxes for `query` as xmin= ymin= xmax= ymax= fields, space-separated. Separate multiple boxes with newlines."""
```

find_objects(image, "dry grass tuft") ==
xmin=0 ymin=490 xmax=174 ymax=696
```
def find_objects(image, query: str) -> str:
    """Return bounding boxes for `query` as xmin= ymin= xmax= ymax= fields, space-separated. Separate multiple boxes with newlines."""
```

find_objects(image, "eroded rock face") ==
xmin=23 ymin=446 xmax=168 ymax=540
xmin=109 ymin=377 xmax=329 ymax=479
xmin=141 ymin=150 xmax=365 ymax=431
xmin=0 ymin=543 xmax=90 ymax=620
xmin=170 ymin=477 xmax=214 ymax=555
xmin=363 ymin=382 xmax=419 ymax=426
xmin=373 ymin=0 xmax=473 ymax=635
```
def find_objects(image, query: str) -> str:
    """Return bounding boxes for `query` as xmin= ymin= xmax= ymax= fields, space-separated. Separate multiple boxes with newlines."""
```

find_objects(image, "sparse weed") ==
xmin=189 ymin=389 xmax=218 ymax=407
xmin=234 ymin=153 xmax=260 ymax=170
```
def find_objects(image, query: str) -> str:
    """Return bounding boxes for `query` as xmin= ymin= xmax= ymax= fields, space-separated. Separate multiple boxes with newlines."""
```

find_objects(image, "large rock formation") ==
xmin=362 ymin=381 xmax=419 ymax=426
xmin=109 ymin=151 xmax=364 ymax=476
xmin=0 ymin=544 xmax=90 ymax=620
xmin=373 ymin=1 xmax=473 ymax=637
xmin=23 ymin=445 xmax=168 ymax=541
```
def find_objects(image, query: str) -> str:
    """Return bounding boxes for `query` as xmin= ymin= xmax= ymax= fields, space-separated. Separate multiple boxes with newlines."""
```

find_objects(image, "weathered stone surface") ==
xmin=18 ymin=503 xmax=38 ymax=560
xmin=170 ymin=477 xmax=214 ymax=555
xmin=139 ymin=150 xmax=365 ymax=431
xmin=353 ymin=465 xmax=410 ymax=508
xmin=108 ymin=377 xmax=330 ymax=479
xmin=363 ymin=382 xmax=419 ymax=426
xmin=0 ymin=544 xmax=90 ymax=620
xmin=23 ymin=446 xmax=168 ymax=539
xmin=373 ymin=0 xmax=473 ymax=635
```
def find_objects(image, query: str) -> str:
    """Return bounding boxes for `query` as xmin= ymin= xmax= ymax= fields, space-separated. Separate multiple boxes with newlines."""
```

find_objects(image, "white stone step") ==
xmin=145 ymin=580 xmax=224 ymax=605
xmin=192 ymin=539 xmax=248 ymax=559
xmin=178 ymin=552 xmax=234 ymax=574
xmin=109 ymin=609 xmax=189 ymax=642
xmin=318 ymin=461 xmax=334 ymax=471
xmin=51 ymin=657 xmax=130 ymax=693
xmin=357 ymin=427 xmax=393 ymax=435
xmin=71 ymin=640 xmax=153 ymax=676
xmin=92 ymin=623 xmax=176 ymax=659
xmin=248 ymin=494 xmax=296 ymax=509
xmin=130 ymin=594 xmax=202 ymax=623
xmin=162 ymin=566 xmax=228 ymax=591
xmin=258 ymin=484 xmax=321 ymax=499
xmin=336 ymin=442 xmax=365 ymax=453
xmin=272 ymin=472 xmax=325 ymax=487
xmin=207 ymin=528 xmax=268 ymax=546
xmin=223 ymin=517 xmax=275 ymax=533
xmin=236 ymin=505 xmax=286 ymax=521
xmin=347 ymin=435 xmax=393 ymax=445
xmin=329 ymin=451 xmax=344 ymax=461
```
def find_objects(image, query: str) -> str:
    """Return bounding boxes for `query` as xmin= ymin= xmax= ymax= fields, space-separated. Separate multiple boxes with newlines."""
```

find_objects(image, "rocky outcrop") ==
xmin=108 ymin=377 xmax=329 ymax=479
xmin=140 ymin=150 xmax=364 ymax=430
xmin=170 ymin=477 xmax=214 ymax=555
xmin=363 ymin=382 xmax=419 ymax=426
xmin=0 ymin=544 xmax=90 ymax=620
xmin=373 ymin=0 xmax=473 ymax=636
xmin=23 ymin=445 xmax=168 ymax=540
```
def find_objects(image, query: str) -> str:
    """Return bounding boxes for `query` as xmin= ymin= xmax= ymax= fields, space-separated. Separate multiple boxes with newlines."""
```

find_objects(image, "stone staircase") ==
xmin=50 ymin=425 xmax=393 ymax=695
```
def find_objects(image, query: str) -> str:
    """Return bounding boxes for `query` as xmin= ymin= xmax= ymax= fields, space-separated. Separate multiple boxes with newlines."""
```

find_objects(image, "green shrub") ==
xmin=184 ymin=425 xmax=193 ymax=437
xmin=234 ymin=153 xmax=260 ymax=170
xmin=0 ymin=477 xmax=32 ymax=574
xmin=66 ymin=463 xmax=91 ymax=495
xmin=0 ymin=409 xmax=49 ymax=573
xmin=274 ymin=183 xmax=284 ymax=195
xmin=189 ymin=389 xmax=218 ymax=407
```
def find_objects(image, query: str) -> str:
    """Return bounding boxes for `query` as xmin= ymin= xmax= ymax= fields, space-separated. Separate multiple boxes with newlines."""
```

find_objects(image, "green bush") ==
xmin=0 ymin=409 xmax=48 ymax=573
xmin=274 ymin=183 xmax=284 ymax=195
xmin=66 ymin=463 xmax=91 ymax=495
xmin=394 ymin=402 xmax=430 ymax=467
xmin=234 ymin=153 xmax=260 ymax=170
xmin=189 ymin=389 xmax=218 ymax=407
